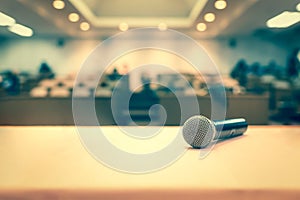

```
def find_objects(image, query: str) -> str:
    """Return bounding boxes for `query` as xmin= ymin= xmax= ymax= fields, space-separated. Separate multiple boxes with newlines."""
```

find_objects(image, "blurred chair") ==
xmin=49 ymin=86 xmax=69 ymax=97
xmin=61 ymin=79 xmax=75 ymax=88
xmin=72 ymin=86 xmax=91 ymax=97
xmin=30 ymin=86 xmax=48 ymax=97
xmin=246 ymin=74 xmax=264 ymax=94
xmin=39 ymin=79 xmax=58 ymax=88
xmin=272 ymin=80 xmax=290 ymax=90
xmin=82 ymin=80 xmax=98 ymax=89
xmin=269 ymin=80 xmax=296 ymax=124
xmin=260 ymin=75 xmax=275 ymax=91
xmin=95 ymin=87 xmax=112 ymax=97
xmin=261 ymin=75 xmax=275 ymax=84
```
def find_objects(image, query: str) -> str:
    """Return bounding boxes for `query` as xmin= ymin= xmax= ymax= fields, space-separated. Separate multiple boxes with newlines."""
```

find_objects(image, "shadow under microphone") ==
xmin=182 ymin=115 xmax=248 ymax=149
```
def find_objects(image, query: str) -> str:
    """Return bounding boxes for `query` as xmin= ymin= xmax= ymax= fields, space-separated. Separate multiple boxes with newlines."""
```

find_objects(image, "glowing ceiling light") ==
xmin=196 ymin=23 xmax=207 ymax=31
xmin=214 ymin=0 xmax=227 ymax=10
xmin=266 ymin=11 xmax=300 ymax=28
xmin=8 ymin=23 xmax=33 ymax=37
xmin=119 ymin=23 xmax=129 ymax=31
xmin=297 ymin=3 xmax=300 ymax=11
xmin=53 ymin=0 xmax=65 ymax=10
xmin=0 ymin=12 xmax=15 ymax=26
xmin=68 ymin=13 xmax=80 ymax=22
xmin=158 ymin=23 xmax=168 ymax=31
xmin=204 ymin=13 xmax=216 ymax=22
xmin=80 ymin=22 xmax=90 ymax=31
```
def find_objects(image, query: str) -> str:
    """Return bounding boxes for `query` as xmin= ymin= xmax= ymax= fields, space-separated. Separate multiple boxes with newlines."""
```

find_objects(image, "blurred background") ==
xmin=0 ymin=0 xmax=299 ymax=126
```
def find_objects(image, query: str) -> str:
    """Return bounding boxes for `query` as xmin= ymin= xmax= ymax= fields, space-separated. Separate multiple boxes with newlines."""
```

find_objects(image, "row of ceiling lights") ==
xmin=196 ymin=0 xmax=227 ymax=32
xmin=0 ymin=0 xmax=227 ymax=36
xmin=53 ymin=0 xmax=136 ymax=32
xmin=0 ymin=12 xmax=33 ymax=37
xmin=52 ymin=0 xmax=90 ymax=31
xmin=5 ymin=0 xmax=296 ymax=37
xmin=52 ymin=0 xmax=164 ymax=32
xmin=118 ymin=0 xmax=227 ymax=32
xmin=53 ymin=0 xmax=227 ymax=33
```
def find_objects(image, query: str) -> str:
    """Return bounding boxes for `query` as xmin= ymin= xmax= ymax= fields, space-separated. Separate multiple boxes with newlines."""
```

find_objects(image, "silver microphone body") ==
xmin=182 ymin=115 xmax=248 ymax=148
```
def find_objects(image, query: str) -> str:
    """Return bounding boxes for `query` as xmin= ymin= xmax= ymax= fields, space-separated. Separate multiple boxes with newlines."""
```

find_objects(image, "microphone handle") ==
xmin=214 ymin=118 xmax=248 ymax=140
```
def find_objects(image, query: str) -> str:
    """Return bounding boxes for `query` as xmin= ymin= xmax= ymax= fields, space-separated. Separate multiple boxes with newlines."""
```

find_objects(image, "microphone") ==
xmin=182 ymin=115 xmax=248 ymax=148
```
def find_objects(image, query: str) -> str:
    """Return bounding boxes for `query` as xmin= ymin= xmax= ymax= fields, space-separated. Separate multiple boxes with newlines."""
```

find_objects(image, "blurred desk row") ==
xmin=2 ymin=73 xmax=300 ymax=125
xmin=0 ymin=94 xmax=269 ymax=125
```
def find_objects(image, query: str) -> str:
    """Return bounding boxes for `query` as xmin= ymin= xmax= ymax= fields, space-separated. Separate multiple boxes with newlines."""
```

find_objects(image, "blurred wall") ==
xmin=0 ymin=36 xmax=289 ymax=76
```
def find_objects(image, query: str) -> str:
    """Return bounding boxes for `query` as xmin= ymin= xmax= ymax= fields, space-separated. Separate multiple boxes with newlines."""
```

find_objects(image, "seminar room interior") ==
xmin=1 ymin=0 xmax=300 ymax=200
xmin=0 ymin=0 xmax=299 ymax=126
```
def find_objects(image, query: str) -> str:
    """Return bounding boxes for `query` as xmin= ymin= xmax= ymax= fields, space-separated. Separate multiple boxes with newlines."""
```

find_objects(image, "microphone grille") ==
xmin=182 ymin=115 xmax=216 ymax=148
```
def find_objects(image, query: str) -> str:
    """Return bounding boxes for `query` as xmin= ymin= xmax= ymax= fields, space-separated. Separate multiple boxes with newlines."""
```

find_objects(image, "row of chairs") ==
xmin=30 ymin=79 xmax=112 ymax=97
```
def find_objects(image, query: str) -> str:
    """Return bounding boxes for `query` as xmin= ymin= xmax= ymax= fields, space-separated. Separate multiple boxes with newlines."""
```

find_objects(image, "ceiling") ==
xmin=69 ymin=0 xmax=204 ymax=27
xmin=0 ymin=0 xmax=299 ymax=43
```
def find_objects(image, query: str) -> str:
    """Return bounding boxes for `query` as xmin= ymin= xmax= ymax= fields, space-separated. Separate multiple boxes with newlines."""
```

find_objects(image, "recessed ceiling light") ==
xmin=297 ymin=3 xmax=300 ymax=11
xmin=53 ymin=0 xmax=65 ymax=10
xmin=214 ymin=0 xmax=227 ymax=10
xmin=266 ymin=11 xmax=300 ymax=28
xmin=204 ymin=13 xmax=216 ymax=22
xmin=8 ymin=24 xmax=33 ymax=37
xmin=119 ymin=23 xmax=129 ymax=32
xmin=0 ymin=12 xmax=15 ymax=26
xmin=196 ymin=23 xmax=207 ymax=31
xmin=80 ymin=22 xmax=90 ymax=31
xmin=68 ymin=13 xmax=80 ymax=22
xmin=158 ymin=23 xmax=168 ymax=31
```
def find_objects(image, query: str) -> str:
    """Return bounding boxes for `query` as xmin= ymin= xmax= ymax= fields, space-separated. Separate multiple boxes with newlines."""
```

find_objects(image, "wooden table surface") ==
xmin=0 ymin=126 xmax=300 ymax=200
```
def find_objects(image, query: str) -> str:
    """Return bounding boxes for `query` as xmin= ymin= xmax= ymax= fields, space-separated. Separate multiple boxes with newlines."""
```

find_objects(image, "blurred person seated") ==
xmin=38 ymin=61 xmax=55 ymax=80
xmin=0 ymin=71 xmax=20 ymax=95
xmin=263 ymin=60 xmax=281 ymax=76
xmin=249 ymin=62 xmax=263 ymax=76
xmin=230 ymin=59 xmax=248 ymax=87
xmin=286 ymin=48 xmax=300 ymax=80
xmin=107 ymin=67 xmax=122 ymax=81
xmin=128 ymin=82 xmax=160 ymax=126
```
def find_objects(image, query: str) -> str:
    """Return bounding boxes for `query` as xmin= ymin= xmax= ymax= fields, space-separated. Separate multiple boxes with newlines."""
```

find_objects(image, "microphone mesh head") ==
xmin=182 ymin=115 xmax=216 ymax=148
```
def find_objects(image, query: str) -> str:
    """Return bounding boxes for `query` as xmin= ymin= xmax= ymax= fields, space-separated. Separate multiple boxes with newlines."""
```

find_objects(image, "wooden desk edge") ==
xmin=0 ymin=188 xmax=299 ymax=200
